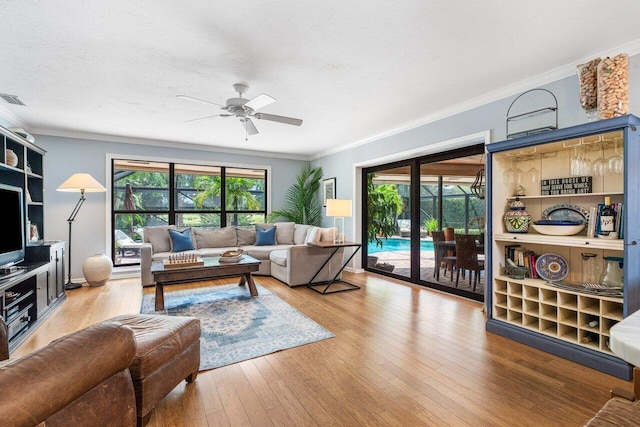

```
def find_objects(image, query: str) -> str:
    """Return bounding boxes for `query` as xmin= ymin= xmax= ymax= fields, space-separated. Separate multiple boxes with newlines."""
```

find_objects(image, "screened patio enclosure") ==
xmin=363 ymin=145 xmax=486 ymax=301
xmin=111 ymin=159 xmax=267 ymax=267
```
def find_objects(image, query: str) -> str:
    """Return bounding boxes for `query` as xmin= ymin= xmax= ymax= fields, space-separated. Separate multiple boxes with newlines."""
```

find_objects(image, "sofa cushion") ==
xmin=257 ymin=222 xmax=295 ymax=245
xmin=305 ymin=226 xmax=321 ymax=244
xmin=320 ymin=227 xmax=339 ymax=242
xmin=274 ymin=222 xmax=295 ymax=245
xmin=243 ymin=245 xmax=294 ymax=260
xmin=236 ymin=227 xmax=256 ymax=245
xmin=144 ymin=225 xmax=176 ymax=253
xmin=194 ymin=227 xmax=237 ymax=248
xmin=293 ymin=224 xmax=311 ymax=245
xmin=169 ymin=228 xmax=195 ymax=252
xmin=269 ymin=249 xmax=288 ymax=267
xmin=255 ymin=226 xmax=276 ymax=245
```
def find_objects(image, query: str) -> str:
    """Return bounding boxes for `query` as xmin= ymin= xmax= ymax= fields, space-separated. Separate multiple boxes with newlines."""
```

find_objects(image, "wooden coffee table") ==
xmin=150 ymin=255 xmax=261 ymax=310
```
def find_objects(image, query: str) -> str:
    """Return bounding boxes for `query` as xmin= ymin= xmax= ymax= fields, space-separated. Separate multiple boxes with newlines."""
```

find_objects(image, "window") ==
xmin=111 ymin=159 xmax=267 ymax=267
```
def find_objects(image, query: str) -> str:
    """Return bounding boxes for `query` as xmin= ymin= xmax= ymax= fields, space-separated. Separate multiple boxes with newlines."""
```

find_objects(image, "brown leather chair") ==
xmin=0 ymin=319 xmax=137 ymax=427
xmin=110 ymin=314 xmax=201 ymax=426
xmin=0 ymin=316 xmax=8 ymax=361
xmin=454 ymin=234 xmax=484 ymax=291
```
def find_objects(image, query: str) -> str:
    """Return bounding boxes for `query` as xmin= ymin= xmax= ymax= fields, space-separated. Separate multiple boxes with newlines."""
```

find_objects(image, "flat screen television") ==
xmin=0 ymin=183 xmax=25 ymax=268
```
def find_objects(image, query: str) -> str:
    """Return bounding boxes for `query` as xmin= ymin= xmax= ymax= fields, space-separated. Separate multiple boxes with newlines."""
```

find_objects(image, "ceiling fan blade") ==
xmin=243 ymin=118 xmax=259 ymax=135
xmin=185 ymin=114 xmax=227 ymax=123
xmin=254 ymin=113 xmax=303 ymax=126
xmin=176 ymin=95 xmax=224 ymax=107
xmin=244 ymin=93 xmax=276 ymax=112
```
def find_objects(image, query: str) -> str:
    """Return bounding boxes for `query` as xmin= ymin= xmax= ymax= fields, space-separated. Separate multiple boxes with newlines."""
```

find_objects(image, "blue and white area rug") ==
xmin=140 ymin=284 xmax=334 ymax=371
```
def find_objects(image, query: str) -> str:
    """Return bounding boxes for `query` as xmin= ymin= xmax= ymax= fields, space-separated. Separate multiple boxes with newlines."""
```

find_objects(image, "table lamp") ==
xmin=326 ymin=199 xmax=352 ymax=244
xmin=57 ymin=173 xmax=107 ymax=290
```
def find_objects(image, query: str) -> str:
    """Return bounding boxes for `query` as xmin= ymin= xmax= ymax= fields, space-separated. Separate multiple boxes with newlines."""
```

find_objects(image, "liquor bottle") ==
xmin=581 ymin=334 xmax=595 ymax=344
xmin=588 ymin=319 xmax=599 ymax=328
xmin=599 ymin=196 xmax=616 ymax=236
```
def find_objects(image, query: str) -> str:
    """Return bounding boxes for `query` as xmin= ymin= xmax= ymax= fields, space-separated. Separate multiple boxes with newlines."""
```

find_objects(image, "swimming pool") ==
xmin=367 ymin=238 xmax=434 ymax=254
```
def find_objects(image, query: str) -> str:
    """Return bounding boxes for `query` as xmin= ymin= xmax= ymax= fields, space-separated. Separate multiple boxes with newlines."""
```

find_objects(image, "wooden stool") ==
xmin=110 ymin=314 xmax=201 ymax=426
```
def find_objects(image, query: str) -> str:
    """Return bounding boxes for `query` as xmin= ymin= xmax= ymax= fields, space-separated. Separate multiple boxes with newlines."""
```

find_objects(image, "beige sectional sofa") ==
xmin=140 ymin=222 xmax=346 ymax=288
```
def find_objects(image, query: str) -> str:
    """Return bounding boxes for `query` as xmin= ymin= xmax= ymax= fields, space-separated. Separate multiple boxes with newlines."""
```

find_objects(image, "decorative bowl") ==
xmin=505 ymin=265 xmax=528 ymax=279
xmin=531 ymin=222 xmax=585 ymax=236
xmin=219 ymin=255 xmax=243 ymax=263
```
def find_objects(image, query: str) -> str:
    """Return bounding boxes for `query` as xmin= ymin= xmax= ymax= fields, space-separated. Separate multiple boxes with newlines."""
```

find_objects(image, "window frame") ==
xmin=109 ymin=155 xmax=270 ymax=268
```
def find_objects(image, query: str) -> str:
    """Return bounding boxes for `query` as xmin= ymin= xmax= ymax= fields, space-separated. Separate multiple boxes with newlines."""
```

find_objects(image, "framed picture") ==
xmin=322 ymin=178 xmax=336 ymax=207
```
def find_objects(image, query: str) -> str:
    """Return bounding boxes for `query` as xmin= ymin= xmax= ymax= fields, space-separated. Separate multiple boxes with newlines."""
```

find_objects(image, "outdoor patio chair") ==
xmin=454 ymin=234 xmax=484 ymax=291
xmin=115 ymin=229 xmax=143 ymax=257
xmin=397 ymin=219 xmax=411 ymax=237
xmin=431 ymin=231 xmax=454 ymax=281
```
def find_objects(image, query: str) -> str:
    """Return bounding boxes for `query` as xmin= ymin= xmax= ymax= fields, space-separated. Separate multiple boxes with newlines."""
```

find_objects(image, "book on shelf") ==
xmin=619 ymin=202 xmax=624 ymax=238
xmin=504 ymin=244 xmax=521 ymax=263
xmin=594 ymin=203 xmax=604 ymax=236
xmin=504 ymin=245 xmax=537 ymax=279
xmin=514 ymin=248 xmax=525 ymax=266
xmin=615 ymin=202 xmax=624 ymax=238
xmin=523 ymin=250 xmax=537 ymax=279
xmin=529 ymin=251 xmax=538 ymax=279
xmin=586 ymin=206 xmax=597 ymax=238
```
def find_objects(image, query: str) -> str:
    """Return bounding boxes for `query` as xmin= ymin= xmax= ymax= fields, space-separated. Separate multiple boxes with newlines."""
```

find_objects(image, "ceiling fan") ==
xmin=177 ymin=83 xmax=303 ymax=139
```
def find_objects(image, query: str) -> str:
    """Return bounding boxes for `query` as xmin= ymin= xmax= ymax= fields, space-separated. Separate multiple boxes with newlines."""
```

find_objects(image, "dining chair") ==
xmin=454 ymin=234 xmax=484 ymax=291
xmin=431 ymin=231 xmax=453 ymax=280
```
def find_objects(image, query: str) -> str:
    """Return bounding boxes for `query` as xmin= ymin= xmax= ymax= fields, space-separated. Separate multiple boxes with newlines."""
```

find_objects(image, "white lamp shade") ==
xmin=57 ymin=173 xmax=106 ymax=193
xmin=326 ymin=199 xmax=352 ymax=217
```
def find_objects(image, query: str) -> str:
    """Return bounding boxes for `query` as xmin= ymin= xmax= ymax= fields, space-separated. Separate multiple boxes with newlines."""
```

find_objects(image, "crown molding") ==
xmin=29 ymin=127 xmax=311 ymax=161
xmin=311 ymin=39 xmax=640 ymax=160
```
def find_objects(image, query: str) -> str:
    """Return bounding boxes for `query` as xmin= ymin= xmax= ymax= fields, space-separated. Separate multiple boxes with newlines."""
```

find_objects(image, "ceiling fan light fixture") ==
xmin=179 ymin=83 xmax=303 ymax=137
xmin=243 ymin=117 xmax=259 ymax=136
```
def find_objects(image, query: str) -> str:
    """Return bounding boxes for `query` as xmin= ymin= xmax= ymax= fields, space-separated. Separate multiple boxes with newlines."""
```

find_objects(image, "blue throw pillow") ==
xmin=255 ymin=226 xmax=276 ymax=246
xmin=169 ymin=228 xmax=195 ymax=252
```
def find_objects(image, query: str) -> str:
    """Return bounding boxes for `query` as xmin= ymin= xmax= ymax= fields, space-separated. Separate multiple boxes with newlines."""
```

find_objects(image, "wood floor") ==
xmin=13 ymin=272 xmax=630 ymax=426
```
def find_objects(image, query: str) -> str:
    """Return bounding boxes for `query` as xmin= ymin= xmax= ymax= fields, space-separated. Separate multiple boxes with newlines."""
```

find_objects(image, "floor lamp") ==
xmin=326 ymin=199 xmax=352 ymax=244
xmin=57 ymin=173 xmax=106 ymax=290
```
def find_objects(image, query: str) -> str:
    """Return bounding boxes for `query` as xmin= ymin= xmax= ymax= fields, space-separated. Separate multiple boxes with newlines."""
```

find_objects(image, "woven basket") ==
xmin=505 ymin=265 xmax=528 ymax=280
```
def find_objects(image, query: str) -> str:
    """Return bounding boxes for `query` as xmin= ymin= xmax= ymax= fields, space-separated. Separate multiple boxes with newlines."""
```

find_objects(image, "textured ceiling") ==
xmin=2 ymin=1 xmax=640 ymax=159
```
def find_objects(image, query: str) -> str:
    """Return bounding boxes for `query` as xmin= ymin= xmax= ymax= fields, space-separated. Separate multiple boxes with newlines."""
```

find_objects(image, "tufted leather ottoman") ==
xmin=110 ymin=314 xmax=201 ymax=426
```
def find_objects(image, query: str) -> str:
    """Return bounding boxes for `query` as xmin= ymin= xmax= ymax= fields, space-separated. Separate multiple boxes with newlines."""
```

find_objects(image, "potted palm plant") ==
xmin=366 ymin=174 xmax=403 ymax=270
xmin=269 ymin=165 xmax=323 ymax=225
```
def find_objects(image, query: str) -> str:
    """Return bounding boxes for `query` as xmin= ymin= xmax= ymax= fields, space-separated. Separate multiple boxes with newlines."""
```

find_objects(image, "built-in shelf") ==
xmin=493 ymin=277 xmax=622 ymax=354
xmin=488 ymin=115 xmax=640 ymax=379
xmin=493 ymin=233 xmax=624 ymax=251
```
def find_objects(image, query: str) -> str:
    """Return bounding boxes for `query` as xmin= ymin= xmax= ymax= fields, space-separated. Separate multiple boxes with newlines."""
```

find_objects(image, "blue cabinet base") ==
xmin=487 ymin=319 xmax=632 ymax=380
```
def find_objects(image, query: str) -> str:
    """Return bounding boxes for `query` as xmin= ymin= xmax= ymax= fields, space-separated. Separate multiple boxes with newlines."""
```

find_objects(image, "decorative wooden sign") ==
xmin=540 ymin=176 xmax=592 ymax=195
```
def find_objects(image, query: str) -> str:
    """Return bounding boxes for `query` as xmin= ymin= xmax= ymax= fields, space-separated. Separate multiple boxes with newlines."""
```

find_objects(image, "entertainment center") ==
xmin=0 ymin=125 xmax=66 ymax=351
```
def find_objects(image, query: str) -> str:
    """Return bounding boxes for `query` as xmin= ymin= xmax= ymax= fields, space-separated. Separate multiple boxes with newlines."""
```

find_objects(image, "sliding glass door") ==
xmin=364 ymin=164 xmax=411 ymax=278
xmin=363 ymin=145 xmax=486 ymax=301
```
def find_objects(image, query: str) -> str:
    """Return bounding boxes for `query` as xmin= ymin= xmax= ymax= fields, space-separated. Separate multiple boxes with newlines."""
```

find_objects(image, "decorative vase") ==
xmin=5 ymin=149 xmax=18 ymax=167
xmin=82 ymin=254 xmax=113 ymax=287
xmin=503 ymin=198 xmax=531 ymax=233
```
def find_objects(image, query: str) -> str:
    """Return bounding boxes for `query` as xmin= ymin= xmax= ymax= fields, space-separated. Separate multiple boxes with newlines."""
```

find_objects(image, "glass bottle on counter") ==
xmin=599 ymin=196 xmax=616 ymax=237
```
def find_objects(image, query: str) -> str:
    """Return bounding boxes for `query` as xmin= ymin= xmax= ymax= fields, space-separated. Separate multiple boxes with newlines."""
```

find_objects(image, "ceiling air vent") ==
xmin=0 ymin=93 xmax=25 ymax=106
